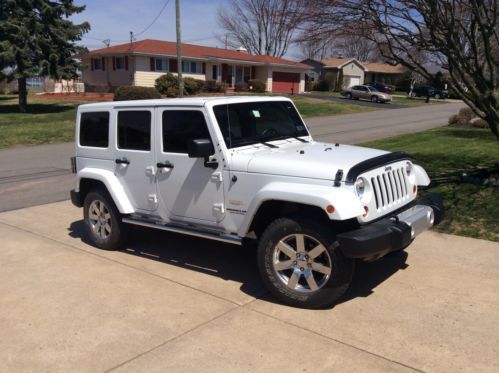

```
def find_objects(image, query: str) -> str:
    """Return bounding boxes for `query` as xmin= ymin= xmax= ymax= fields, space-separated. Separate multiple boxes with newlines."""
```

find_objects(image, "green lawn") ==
xmin=362 ymin=127 xmax=499 ymax=242
xmin=291 ymin=96 xmax=374 ymax=117
xmin=0 ymin=93 xmax=373 ymax=149
xmin=0 ymin=95 xmax=87 ymax=148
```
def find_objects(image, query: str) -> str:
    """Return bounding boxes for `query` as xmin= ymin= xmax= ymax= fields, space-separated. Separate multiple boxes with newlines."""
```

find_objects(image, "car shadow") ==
xmin=69 ymin=220 xmax=409 ymax=308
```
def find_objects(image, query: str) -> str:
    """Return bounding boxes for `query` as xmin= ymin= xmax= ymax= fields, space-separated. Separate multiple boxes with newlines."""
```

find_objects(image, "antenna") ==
xmin=103 ymin=39 xmax=110 ymax=47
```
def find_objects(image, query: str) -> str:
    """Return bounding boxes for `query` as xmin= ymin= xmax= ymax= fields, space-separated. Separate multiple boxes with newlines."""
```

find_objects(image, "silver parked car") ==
xmin=342 ymin=85 xmax=392 ymax=103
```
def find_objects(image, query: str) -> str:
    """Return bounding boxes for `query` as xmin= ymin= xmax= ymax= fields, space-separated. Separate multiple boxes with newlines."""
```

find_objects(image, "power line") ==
xmin=134 ymin=0 xmax=172 ymax=37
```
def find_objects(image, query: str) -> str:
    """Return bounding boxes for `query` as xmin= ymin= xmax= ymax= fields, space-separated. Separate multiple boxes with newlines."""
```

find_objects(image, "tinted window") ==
xmin=117 ymin=111 xmax=151 ymax=151
xmin=162 ymin=111 xmax=210 ymax=153
xmin=79 ymin=112 xmax=109 ymax=148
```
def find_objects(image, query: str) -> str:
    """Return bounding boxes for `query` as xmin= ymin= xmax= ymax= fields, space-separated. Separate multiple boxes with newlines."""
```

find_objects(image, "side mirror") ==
xmin=187 ymin=139 xmax=218 ymax=169
xmin=188 ymin=138 xmax=214 ymax=158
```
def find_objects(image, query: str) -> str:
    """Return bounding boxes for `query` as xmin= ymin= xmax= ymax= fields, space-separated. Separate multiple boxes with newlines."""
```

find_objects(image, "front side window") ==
xmin=80 ymin=112 xmax=109 ymax=148
xmin=213 ymin=101 xmax=308 ymax=149
xmin=92 ymin=58 xmax=102 ymax=70
xmin=115 ymin=57 xmax=125 ymax=70
xmin=117 ymin=111 xmax=151 ymax=151
xmin=156 ymin=58 xmax=168 ymax=71
xmin=162 ymin=110 xmax=210 ymax=153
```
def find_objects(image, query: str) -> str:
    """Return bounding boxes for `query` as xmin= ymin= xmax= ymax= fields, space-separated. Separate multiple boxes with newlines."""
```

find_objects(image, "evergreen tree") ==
xmin=0 ymin=0 xmax=90 ymax=112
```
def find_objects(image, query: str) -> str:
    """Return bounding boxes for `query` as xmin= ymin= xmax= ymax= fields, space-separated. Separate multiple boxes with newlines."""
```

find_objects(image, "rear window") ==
xmin=117 ymin=111 xmax=151 ymax=151
xmin=79 ymin=112 xmax=109 ymax=148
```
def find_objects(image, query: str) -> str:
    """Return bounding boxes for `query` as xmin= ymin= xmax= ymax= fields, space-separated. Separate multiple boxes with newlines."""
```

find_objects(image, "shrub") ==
xmin=248 ymin=79 xmax=266 ymax=93
xmin=114 ymin=86 xmax=161 ymax=101
xmin=183 ymin=77 xmax=204 ymax=95
xmin=448 ymin=113 xmax=469 ymax=127
xmin=155 ymin=73 xmax=177 ymax=95
xmin=314 ymin=80 xmax=330 ymax=91
xmin=155 ymin=73 xmax=204 ymax=96
xmin=204 ymin=80 xmax=226 ymax=93
xmin=458 ymin=107 xmax=474 ymax=122
xmin=235 ymin=81 xmax=249 ymax=92
xmin=471 ymin=118 xmax=489 ymax=129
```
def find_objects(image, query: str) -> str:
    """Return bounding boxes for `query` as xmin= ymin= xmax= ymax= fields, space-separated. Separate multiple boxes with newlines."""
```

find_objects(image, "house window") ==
xmin=182 ymin=60 xmax=202 ymax=74
xmin=115 ymin=57 xmax=125 ymax=70
xmin=212 ymin=65 xmax=218 ymax=80
xmin=155 ymin=58 xmax=168 ymax=72
xmin=244 ymin=67 xmax=251 ymax=82
xmin=92 ymin=58 xmax=102 ymax=70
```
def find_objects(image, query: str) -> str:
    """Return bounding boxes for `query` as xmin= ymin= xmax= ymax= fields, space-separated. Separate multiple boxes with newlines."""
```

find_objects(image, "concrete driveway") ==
xmin=1 ymin=201 xmax=498 ymax=372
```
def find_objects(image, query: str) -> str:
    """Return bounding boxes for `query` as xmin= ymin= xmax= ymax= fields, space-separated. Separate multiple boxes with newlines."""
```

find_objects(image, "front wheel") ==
xmin=371 ymin=95 xmax=379 ymax=103
xmin=83 ymin=189 xmax=127 ymax=250
xmin=257 ymin=218 xmax=354 ymax=309
xmin=345 ymin=92 xmax=352 ymax=99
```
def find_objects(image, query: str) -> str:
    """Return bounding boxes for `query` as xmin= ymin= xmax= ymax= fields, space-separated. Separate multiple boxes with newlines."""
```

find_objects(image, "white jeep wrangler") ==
xmin=70 ymin=96 xmax=443 ymax=309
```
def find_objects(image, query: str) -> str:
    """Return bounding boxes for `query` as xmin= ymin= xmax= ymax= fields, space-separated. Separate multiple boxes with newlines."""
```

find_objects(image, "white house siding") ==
xmin=341 ymin=61 xmax=365 ymax=87
xmin=133 ymin=56 xmax=206 ymax=87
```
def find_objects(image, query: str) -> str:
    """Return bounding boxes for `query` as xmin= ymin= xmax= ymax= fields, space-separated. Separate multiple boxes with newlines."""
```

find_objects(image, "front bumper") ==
xmin=337 ymin=193 xmax=444 ymax=260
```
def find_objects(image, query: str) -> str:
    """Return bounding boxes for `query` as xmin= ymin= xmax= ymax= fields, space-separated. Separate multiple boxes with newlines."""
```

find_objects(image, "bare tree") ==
xmin=303 ymin=0 xmax=499 ymax=139
xmin=217 ymin=0 xmax=304 ymax=57
xmin=297 ymin=32 xmax=334 ymax=60
xmin=332 ymin=35 xmax=377 ymax=61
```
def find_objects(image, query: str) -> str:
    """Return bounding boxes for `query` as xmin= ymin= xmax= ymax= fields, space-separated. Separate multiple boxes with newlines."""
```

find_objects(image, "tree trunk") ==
xmin=18 ymin=77 xmax=27 ymax=113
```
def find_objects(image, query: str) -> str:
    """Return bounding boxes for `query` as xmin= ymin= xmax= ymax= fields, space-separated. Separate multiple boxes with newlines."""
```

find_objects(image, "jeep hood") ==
xmin=229 ymin=141 xmax=389 ymax=181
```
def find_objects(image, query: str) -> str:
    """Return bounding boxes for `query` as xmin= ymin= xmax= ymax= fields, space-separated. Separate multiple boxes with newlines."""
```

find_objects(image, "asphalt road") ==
xmin=0 ymin=102 xmax=465 ymax=212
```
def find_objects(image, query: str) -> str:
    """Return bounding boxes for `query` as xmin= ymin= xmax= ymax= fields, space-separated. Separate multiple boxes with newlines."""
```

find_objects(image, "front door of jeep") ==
xmin=156 ymin=108 xmax=225 ymax=223
xmin=113 ymin=108 xmax=157 ymax=212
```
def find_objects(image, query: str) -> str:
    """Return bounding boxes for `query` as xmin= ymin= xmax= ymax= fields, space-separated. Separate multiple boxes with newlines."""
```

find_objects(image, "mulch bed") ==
xmin=36 ymin=93 xmax=114 ymax=101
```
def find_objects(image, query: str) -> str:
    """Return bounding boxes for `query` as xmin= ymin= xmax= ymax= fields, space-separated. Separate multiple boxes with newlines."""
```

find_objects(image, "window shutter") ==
xmin=202 ymin=62 xmax=206 ymax=74
xmin=169 ymin=59 xmax=178 ymax=73
xmin=125 ymin=56 xmax=129 ymax=70
xmin=150 ymin=57 xmax=155 ymax=71
xmin=90 ymin=59 xmax=94 ymax=71
xmin=112 ymin=57 xmax=116 ymax=70
xmin=101 ymin=57 xmax=105 ymax=71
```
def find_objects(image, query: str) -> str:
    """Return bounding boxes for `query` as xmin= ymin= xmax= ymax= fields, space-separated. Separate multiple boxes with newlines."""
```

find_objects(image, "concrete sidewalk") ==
xmin=1 ymin=201 xmax=498 ymax=372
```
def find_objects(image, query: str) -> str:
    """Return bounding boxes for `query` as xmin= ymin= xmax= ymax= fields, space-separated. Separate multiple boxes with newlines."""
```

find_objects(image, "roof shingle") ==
xmin=85 ymin=39 xmax=310 ymax=69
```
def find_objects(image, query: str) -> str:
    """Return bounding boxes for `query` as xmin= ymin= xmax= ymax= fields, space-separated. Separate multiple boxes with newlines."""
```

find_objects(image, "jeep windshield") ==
xmin=213 ymin=101 xmax=309 ymax=149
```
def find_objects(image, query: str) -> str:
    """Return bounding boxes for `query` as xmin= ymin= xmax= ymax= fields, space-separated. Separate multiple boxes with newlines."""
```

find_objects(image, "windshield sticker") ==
xmin=252 ymin=110 xmax=261 ymax=118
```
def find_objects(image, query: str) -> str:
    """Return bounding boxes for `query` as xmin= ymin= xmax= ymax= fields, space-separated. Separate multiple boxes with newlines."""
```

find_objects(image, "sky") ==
xmin=71 ymin=0 xmax=302 ymax=58
xmin=72 ymin=0 xmax=228 ymax=50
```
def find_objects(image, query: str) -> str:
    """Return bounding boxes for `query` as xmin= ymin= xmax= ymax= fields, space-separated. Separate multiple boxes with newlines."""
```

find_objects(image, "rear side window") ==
xmin=162 ymin=110 xmax=210 ymax=153
xmin=79 ymin=112 xmax=109 ymax=148
xmin=117 ymin=111 xmax=151 ymax=151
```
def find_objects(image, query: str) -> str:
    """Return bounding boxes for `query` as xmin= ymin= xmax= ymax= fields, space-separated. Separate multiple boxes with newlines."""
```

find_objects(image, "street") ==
xmin=0 ymin=102 xmax=465 ymax=212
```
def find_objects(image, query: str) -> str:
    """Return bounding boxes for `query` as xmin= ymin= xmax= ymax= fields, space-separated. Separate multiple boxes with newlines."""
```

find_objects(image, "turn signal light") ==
xmin=413 ymin=185 xmax=417 ymax=194
xmin=326 ymin=204 xmax=335 ymax=214
xmin=363 ymin=206 xmax=369 ymax=217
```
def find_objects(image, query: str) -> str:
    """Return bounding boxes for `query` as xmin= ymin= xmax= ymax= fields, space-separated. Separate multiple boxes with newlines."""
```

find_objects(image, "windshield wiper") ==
xmin=260 ymin=134 xmax=309 ymax=143
xmin=231 ymin=138 xmax=278 ymax=149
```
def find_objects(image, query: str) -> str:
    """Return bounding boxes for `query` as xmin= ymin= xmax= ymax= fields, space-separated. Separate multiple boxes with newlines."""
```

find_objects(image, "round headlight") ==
xmin=405 ymin=161 xmax=412 ymax=176
xmin=355 ymin=178 xmax=366 ymax=197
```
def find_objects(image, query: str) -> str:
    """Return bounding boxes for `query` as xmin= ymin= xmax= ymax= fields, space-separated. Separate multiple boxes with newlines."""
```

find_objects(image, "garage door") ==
xmin=345 ymin=76 xmax=360 ymax=88
xmin=272 ymin=72 xmax=300 ymax=94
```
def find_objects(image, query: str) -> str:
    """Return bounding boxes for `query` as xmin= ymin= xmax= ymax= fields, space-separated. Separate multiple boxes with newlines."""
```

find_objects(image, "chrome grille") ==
xmin=371 ymin=167 xmax=409 ymax=210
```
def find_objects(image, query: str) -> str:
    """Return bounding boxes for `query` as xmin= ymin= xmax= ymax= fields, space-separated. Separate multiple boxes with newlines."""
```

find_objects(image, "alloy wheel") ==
xmin=88 ymin=200 xmax=112 ymax=239
xmin=272 ymin=234 xmax=332 ymax=292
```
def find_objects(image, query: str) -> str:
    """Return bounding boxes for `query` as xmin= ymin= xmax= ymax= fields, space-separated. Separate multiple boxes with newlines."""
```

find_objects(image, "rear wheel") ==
xmin=83 ymin=189 xmax=127 ymax=250
xmin=434 ymin=93 xmax=440 ymax=99
xmin=371 ymin=95 xmax=379 ymax=103
xmin=257 ymin=217 xmax=354 ymax=309
xmin=346 ymin=92 xmax=352 ymax=99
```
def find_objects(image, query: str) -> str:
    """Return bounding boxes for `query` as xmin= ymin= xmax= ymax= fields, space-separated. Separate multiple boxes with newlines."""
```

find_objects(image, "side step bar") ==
xmin=122 ymin=217 xmax=242 ymax=246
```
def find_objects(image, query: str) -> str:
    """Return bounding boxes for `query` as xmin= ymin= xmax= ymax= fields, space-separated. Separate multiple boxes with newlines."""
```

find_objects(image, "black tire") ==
xmin=371 ymin=95 xmax=379 ymax=103
xmin=346 ymin=92 xmax=352 ymax=99
xmin=434 ymin=93 xmax=440 ymax=99
xmin=83 ymin=188 xmax=127 ymax=250
xmin=257 ymin=217 xmax=354 ymax=309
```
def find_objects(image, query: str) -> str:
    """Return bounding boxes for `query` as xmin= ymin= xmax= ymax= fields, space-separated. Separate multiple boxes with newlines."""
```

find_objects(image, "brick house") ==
xmin=81 ymin=39 xmax=310 ymax=94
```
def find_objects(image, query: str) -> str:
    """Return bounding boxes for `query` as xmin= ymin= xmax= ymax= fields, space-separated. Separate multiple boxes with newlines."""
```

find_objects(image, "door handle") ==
xmin=115 ymin=157 xmax=130 ymax=165
xmin=157 ymin=161 xmax=174 ymax=169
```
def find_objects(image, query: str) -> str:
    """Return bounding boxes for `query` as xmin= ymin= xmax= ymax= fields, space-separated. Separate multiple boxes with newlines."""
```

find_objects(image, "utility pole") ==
xmin=175 ymin=0 xmax=183 ymax=97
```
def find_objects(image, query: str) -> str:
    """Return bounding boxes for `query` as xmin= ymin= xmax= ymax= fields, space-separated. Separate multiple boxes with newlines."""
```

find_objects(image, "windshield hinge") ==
xmin=334 ymin=169 xmax=343 ymax=187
